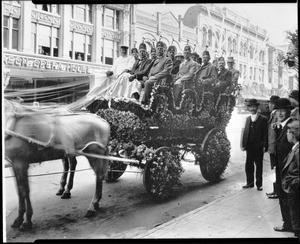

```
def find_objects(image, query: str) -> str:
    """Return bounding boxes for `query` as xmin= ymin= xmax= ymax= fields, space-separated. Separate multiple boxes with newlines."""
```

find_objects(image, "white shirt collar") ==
xmin=292 ymin=141 xmax=299 ymax=151
xmin=250 ymin=113 xmax=258 ymax=122
xmin=281 ymin=118 xmax=290 ymax=128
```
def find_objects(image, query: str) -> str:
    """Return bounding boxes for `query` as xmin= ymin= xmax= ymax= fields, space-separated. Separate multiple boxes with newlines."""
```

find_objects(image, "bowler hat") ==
xmin=167 ymin=45 xmax=176 ymax=52
xmin=287 ymin=120 xmax=299 ymax=134
xmin=227 ymin=57 xmax=235 ymax=62
xmin=268 ymin=95 xmax=280 ymax=103
xmin=120 ymin=45 xmax=129 ymax=49
xmin=156 ymin=41 xmax=165 ymax=48
xmin=274 ymin=98 xmax=294 ymax=110
xmin=289 ymin=90 xmax=299 ymax=102
xmin=246 ymin=98 xmax=260 ymax=107
xmin=139 ymin=43 xmax=147 ymax=50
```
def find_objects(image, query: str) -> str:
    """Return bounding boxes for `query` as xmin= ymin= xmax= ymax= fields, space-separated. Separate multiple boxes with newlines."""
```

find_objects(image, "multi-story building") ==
xmin=2 ymin=2 xmax=296 ymax=103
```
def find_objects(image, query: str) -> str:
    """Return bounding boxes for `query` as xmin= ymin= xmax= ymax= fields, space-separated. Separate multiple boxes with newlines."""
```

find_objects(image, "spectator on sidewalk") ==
xmin=266 ymin=95 xmax=280 ymax=199
xmin=288 ymin=90 xmax=299 ymax=121
xmin=273 ymin=98 xmax=294 ymax=233
xmin=281 ymin=120 xmax=299 ymax=238
xmin=241 ymin=99 xmax=268 ymax=191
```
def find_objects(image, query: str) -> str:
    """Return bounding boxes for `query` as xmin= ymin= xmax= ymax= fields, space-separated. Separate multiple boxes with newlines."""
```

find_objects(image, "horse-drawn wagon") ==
xmin=86 ymin=80 xmax=241 ymax=199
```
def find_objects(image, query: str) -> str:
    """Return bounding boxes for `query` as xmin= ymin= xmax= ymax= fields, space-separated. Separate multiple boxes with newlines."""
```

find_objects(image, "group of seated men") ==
xmin=88 ymin=41 xmax=240 ymax=106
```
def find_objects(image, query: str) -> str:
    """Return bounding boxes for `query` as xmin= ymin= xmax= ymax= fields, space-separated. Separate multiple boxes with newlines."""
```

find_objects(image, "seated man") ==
xmin=141 ymin=41 xmax=173 ymax=105
xmin=167 ymin=45 xmax=181 ymax=76
xmin=216 ymin=56 xmax=232 ymax=92
xmin=226 ymin=56 xmax=240 ymax=86
xmin=173 ymin=45 xmax=197 ymax=106
xmin=195 ymin=50 xmax=218 ymax=88
xmin=87 ymin=45 xmax=135 ymax=97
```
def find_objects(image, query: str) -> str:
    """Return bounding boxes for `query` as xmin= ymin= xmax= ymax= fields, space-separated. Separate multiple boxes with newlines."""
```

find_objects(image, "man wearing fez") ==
xmin=281 ymin=120 xmax=299 ymax=238
xmin=191 ymin=52 xmax=201 ymax=68
xmin=289 ymin=90 xmax=299 ymax=121
xmin=167 ymin=45 xmax=181 ymax=76
xmin=173 ymin=45 xmax=197 ymax=106
xmin=266 ymin=95 xmax=280 ymax=199
xmin=216 ymin=56 xmax=232 ymax=92
xmin=241 ymin=99 xmax=268 ymax=191
xmin=131 ymin=47 xmax=139 ymax=62
xmin=150 ymin=47 xmax=157 ymax=60
xmin=273 ymin=98 xmax=295 ymax=233
xmin=87 ymin=45 xmax=135 ymax=96
xmin=226 ymin=56 xmax=240 ymax=85
xmin=129 ymin=43 xmax=153 ymax=100
xmin=196 ymin=50 xmax=218 ymax=87
xmin=141 ymin=41 xmax=173 ymax=105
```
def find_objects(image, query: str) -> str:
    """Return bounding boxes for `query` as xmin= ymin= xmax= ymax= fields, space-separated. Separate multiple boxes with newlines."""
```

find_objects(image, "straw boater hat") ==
xmin=274 ymin=98 xmax=294 ymax=110
xmin=226 ymin=57 xmax=235 ymax=63
xmin=268 ymin=95 xmax=280 ymax=104
xmin=246 ymin=98 xmax=260 ymax=107
xmin=120 ymin=45 xmax=129 ymax=49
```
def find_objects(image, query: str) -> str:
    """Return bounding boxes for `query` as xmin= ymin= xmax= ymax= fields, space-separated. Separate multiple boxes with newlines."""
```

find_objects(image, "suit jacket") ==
xmin=228 ymin=68 xmax=240 ymax=85
xmin=241 ymin=114 xmax=268 ymax=151
xmin=281 ymin=143 xmax=299 ymax=194
xmin=131 ymin=58 xmax=153 ymax=80
xmin=268 ymin=111 xmax=277 ymax=155
xmin=148 ymin=56 xmax=173 ymax=80
xmin=196 ymin=62 xmax=218 ymax=85
xmin=171 ymin=59 xmax=182 ymax=75
xmin=275 ymin=118 xmax=294 ymax=172
xmin=217 ymin=68 xmax=232 ymax=87
xmin=175 ymin=59 xmax=197 ymax=82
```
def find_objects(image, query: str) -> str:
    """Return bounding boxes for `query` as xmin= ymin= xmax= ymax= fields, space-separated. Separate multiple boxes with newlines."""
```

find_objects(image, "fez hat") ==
xmin=246 ymin=98 xmax=260 ymax=107
xmin=274 ymin=98 xmax=294 ymax=110
xmin=175 ymin=53 xmax=184 ymax=58
xmin=227 ymin=57 xmax=235 ymax=62
xmin=150 ymin=47 xmax=157 ymax=53
xmin=289 ymin=90 xmax=299 ymax=102
xmin=120 ymin=45 xmax=129 ymax=49
xmin=131 ymin=47 xmax=138 ymax=53
xmin=184 ymin=45 xmax=192 ymax=52
xmin=167 ymin=45 xmax=176 ymax=52
xmin=139 ymin=43 xmax=147 ymax=50
xmin=156 ymin=41 xmax=165 ymax=48
xmin=268 ymin=95 xmax=280 ymax=103
xmin=202 ymin=50 xmax=210 ymax=57
xmin=287 ymin=120 xmax=299 ymax=134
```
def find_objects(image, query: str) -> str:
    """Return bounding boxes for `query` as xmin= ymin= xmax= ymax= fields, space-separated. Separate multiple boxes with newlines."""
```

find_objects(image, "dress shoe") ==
xmin=266 ymin=191 xmax=274 ymax=196
xmin=242 ymin=185 xmax=254 ymax=189
xmin=267 ymin=193 xmax=278 ymax=199
xmin=257 ymin=186 xmax=263 ymax=191
xmin=273 ymin=226 xmax=293 ymax=232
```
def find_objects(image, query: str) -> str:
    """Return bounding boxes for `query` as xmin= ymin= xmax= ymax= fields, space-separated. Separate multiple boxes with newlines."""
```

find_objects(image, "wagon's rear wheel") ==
xmin=143 ymin=147 xmax=183 ymax=200
xmin=197 ymin=129 xmax=230 ymax=182
xmin=105 ymin=154 xmax=128 ymax=182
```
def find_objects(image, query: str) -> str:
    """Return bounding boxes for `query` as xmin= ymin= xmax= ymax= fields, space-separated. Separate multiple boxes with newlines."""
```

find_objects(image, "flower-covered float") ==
xmin=86 ymin=80 xmax=241 ymax=200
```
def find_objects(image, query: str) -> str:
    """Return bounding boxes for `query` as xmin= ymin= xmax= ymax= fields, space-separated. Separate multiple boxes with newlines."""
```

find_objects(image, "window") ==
xmin=243 ymin=43 xmax=247 ymax=57
xmin=250 ymin=45 xmax=254 ymax=59
xmin=232 ymin=39 xmax=237 ymax=54
xmin=103 ymin=39 xmax=114 ymax=65
xmin=3 ymin=16 xmax=19 ymax=50
xmin=32 ymin=23 xmax=59 ymax=57
xmin=227 ymin=37 xmax=232 ymax=54
xmin=254 ymin=68 xmax=256 ymax=81
xmin=202 ymin=27 xmax=207 ymax=47
xmin=215 ymin=32 xmax=219 ymax=49
xmin=73 ymin=5 xmax=92 ymax=23
xmin=243 ymin=65 xmax=246 ymax=79
xmin=35 ymin=4 xmax=59 ymax=14
xmin=262 ymin=70 xmax=265 ymax=83
xmin=69 ymin=32 xmax=92 ymax=62
xmin=239 ymin=41 xmax=243 ymax=55
xmin=239 ymin=64 xmax=242 ymax=77
xmin=250 ymin=67 xmax=253 ymax=80
xmin=103 ymin=7 xmax=120 ymax=30
xmin=207 ymin=29 xmax=212 ymax=47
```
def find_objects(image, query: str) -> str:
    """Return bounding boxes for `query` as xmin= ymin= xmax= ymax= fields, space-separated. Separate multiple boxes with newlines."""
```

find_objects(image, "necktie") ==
xmin=275 ymin=125 xmax=282 ymax=138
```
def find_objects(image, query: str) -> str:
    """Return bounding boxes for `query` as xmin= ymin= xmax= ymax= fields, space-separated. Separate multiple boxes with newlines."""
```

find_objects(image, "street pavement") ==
xmin=114 ymin=171 xmax=298 ymax=240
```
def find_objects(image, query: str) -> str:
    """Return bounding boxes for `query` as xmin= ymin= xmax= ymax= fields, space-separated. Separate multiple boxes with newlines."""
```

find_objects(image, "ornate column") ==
xmin=60 ymin=5 xmax=71 ymax=59
xmin=130 ymin=4 xmax=136 ymax=49
xmin=21 ymin=1 xmax=31 ymax=53
xmin=122 ymin=8 xmax=130 ymax=46
xmin=93 ymin=4 xmax=103 ymax=64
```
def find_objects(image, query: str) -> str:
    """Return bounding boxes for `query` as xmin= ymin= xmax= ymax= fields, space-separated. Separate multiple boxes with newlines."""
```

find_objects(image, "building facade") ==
xmin=2 ymin=2 xmax=297 ymax=103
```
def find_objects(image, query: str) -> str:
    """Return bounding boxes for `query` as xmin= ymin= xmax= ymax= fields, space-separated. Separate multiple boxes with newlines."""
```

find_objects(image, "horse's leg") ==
xmin=11 ymin=161 xmax=33 ymax=231
xmin=84 ymin=145 xmax=108 ymax=218
xmin=56 ymin=157 xmax=69 ymax=196
xmin=61 ymin=156 xmax=77 ymax=199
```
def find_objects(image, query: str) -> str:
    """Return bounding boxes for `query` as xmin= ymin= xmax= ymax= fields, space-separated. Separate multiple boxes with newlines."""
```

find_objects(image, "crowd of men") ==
xmin=241 ymin=91 xmax=299 ymax=238
xmin=88 ymin=41 xmax=240 ymax=106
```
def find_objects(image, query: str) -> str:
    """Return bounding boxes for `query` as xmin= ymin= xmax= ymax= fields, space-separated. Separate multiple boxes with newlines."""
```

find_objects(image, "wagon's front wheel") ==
xmin=105 ymin=156 xmax=128 ymax=182
xmin=143 ymin=147 xmax=183 ymax=200
xmin=196 ymin=129 xmax=230 ymax=182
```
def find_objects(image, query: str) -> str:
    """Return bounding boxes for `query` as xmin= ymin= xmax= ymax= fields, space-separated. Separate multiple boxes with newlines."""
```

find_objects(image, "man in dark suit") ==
xmin=166 ymin=45 xmax=181 ymax=76
xmin=216 ymin=56 xmax=232 ymax=92
xmin=141 ymin=41 xmax=173 ymax=105
xmin=266 ymin=95 xmax=280 ymax=199
xmin=273 ymin=98 xmax=295 ymax=233
xmin=241 ymin=99 xmax=268 ymax=191
xmin=281 ymin=120 xmax=299 ymax=237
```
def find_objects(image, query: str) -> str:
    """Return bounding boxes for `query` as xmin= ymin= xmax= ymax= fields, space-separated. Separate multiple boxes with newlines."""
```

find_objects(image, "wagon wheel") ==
xmin=105 ymin=152 xmax=128 ymax=182
xmin=196 ymin=129 xmax=230 ymax=182
xmin=143 ymin=147 xmax=183 ymax=200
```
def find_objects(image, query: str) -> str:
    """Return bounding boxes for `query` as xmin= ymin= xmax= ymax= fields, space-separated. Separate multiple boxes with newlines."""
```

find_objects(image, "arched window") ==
xmin=262 ymin=51 xmax=265 ymax=63
xmin=202 ymin=27 xmax=207 ymax=47
xmin=243 ymin=43 xmax=247 ymax=57
xmin=215 ymin=31 xmax=220 ymax=49
xmin=227 ymin=37 xmax=232 ymax=54
xmin=250 ymin=45 xmax=254 ymax=59
xmin=239 ymin=41 xmax=243 ymax=55
xmin=208 ymin=29 xmax=212 ymax=47
xmin=232 ymin=39 xmax=237 ymax=54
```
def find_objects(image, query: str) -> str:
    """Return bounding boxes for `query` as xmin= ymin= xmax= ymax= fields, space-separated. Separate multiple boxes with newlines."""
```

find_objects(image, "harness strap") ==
xmin=5 ymin=129 xmax=50 ymax=147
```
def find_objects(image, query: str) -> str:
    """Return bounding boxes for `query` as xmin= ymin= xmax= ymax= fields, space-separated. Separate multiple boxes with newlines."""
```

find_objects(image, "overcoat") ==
xmin=148 ymin=56 xmax=173 ymax=81
xmin=217 ymin=68 xmax=232 ymax=87
xmin=131 ymin=59 xmax=153 ymax=80
xmin=195 ymin=62 xmax=218 ymax=85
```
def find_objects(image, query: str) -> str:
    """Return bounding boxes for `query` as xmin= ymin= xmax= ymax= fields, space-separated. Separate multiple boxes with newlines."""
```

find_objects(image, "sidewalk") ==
xmin=117 ymin=174 xmax=297 ymax=239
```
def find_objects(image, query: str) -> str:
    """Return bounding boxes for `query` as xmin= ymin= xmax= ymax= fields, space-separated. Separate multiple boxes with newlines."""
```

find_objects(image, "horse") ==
xmin=4 ymin=99 xmax=110 ymax=231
